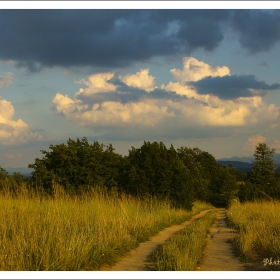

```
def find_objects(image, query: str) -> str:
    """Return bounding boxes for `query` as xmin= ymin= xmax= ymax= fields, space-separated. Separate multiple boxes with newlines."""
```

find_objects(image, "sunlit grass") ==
xmin=149 ymin=209 xmax=217 ymax=271
xmin=0 ymin=184 xmax=211 ymax=271
xmin=227 ymin=200 xmax=280 ymax=266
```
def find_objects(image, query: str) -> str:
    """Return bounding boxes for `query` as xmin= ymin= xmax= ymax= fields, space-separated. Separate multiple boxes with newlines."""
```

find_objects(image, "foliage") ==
xmin=120 ymin=141 xmax=194 ymax=210
xmin=238 ymin=181 xmax=261 ymax=202
xmin=268 ymin=172 xmax=280 ymax=199
xmin=177 ymin=147 xmax=211 ymax=201
xmin=226 ymin=163 xmax=246 ymax=182
xmin=177 ymin=147 xmax=238 ymax=207
xmin=210 ymin=165 xmax=239 ymax=207
xmin=0 ymin=166 xmax=9 ymax=189
xmin=9 ymin=172 xmax=26 ymax=186
xmin=248 ymin=142 xmax=276 ymax=186
xmin=240 ymin=143 xmax=279 ymax=202
xmin=6 ymin=137 xmax=276 ymax=206
xmin=0 ymin=166 xmax=30 ymax=196
xmin=28 ymin=137 xmax=122 ymax=194
xmin=0 ymin=166 xmax=8 ymax=180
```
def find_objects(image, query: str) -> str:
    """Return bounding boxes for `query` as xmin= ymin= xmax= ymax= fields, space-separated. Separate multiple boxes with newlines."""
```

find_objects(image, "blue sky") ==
xmin=1 ymin=3 xmax=280 ymax=170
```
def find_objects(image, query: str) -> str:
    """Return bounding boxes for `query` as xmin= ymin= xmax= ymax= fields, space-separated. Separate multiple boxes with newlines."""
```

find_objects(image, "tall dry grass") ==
xmin=227 ymin=200 xmax=280 ymax=266
xmin=149 ymin=210 xmax=217 ymax=271
xmin=0 ymin=184 xmax=210 ymax=271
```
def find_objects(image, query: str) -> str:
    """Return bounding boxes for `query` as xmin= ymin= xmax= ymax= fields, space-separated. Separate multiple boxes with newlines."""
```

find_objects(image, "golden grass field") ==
xmin=227 ymin=200 xmax=280 ymax=270
xmin=3 ymin=180 xmax=279 ymax=271
xmin=0 ymin=184 xmax=210 ymax=271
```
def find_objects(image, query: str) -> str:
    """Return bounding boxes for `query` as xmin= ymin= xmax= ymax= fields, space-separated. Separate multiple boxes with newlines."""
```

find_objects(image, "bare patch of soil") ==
xmin=101 ymin=210 xmax=210 ymax=271
xmin=196 ymin=210 xmax=245 ymax=271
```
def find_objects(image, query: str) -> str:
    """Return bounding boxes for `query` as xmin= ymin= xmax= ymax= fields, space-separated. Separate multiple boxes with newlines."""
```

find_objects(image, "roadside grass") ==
xmin=149 ymin=209 xmax=217 ymax=270
xmin=0 ymin=184 xmax=211 ymax=271
xmin=227 ymin=200 xmax=280 ymax=270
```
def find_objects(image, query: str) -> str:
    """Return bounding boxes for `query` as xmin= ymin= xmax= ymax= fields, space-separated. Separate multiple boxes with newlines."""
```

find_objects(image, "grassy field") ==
xmin=0 ymin=184 xmax=211 ymax=271
xmin=227 ymin=200 xmax=280 ymax=270
xmin=149 ymin=209 xmax=217 ymax=271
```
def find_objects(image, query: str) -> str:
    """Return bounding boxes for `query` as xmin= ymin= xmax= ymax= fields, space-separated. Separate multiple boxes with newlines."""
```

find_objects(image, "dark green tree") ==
xmin=239 ymin=143 xmax=278 ymax=202
xmin=120 ymin=141 xmax=194 ymax=210
xmin=226 ymin=163 xmax=246 ymax=182
xmin=248 ymin=143 xmax=276 ymax=187
xmin=168 ymin=145 xmax=194 ymax=210
xmin=0 ymin=165 xmax=8 ymax=180
xmin=238 ymin=181 xmax=261 ymax=202
xmin=9 ymin=172 xmax=26 ymax=186
xmin=177 ymin=147 xmax=211 ymax=201
xmin=268 ymin=172 xmax=280 ymax=200
xmin=211 ymin=165 xmax=239 ymax=207
xmin=28 ymin=137 xmax=121 ymax=194
xmin=177 ymin=146 xmax=239 ymax=206
xmin=0 ymin=165 xmax=9 ymax=189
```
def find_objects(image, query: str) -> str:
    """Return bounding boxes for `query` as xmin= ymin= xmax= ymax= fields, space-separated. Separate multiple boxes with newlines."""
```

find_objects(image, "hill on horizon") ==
xmin=217 ymin=153 xmax=280 ymax=164
xmin=5 ymin=167 xmax=31 ymax=177
xmin=217 ymin=160 xmax=280 ymax=174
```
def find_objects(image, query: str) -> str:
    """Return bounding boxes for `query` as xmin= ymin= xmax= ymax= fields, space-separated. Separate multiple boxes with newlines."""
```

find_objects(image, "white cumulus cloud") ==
xmin=53 ymin=94 xmax=174 ymax=127
xmin=170 ymin=57 xmax=230 ymax=83
xmin=75 ymin=73 xmax=117 ymax=96
xmin=53 ymin=69 xmax=171 ymax=128
xmin=0 ymin=97 xmax=41 ymax=145
xmin=119 ymin=68 xmax=156 ymax=91
xmin=52 ymin=57 xmax=280 ymax=139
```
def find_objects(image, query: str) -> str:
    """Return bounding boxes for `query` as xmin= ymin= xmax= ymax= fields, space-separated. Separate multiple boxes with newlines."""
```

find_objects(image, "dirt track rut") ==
xmin=102 ymin=209 xmax=210 ymax=271
xmin=196 ymin=210 xmax=244 ymax=271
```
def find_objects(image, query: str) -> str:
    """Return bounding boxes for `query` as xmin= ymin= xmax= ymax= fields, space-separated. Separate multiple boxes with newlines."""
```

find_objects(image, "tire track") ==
xmin=101 ymin=209 xmax=210 ymax=271
xmin=196 ymin=210 xmax=244 ymax=271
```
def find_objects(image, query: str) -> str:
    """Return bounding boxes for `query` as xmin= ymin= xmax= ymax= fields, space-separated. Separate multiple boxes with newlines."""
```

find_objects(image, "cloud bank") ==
xmin=232 ymin=10 xmax=280 ymax=54
xmin=52 ymin=57 xmax=280 ymax=140
xmin=189 ymin=75 xmax=280 ymax=100
xmin=1 ymin=10 xmax=280 ymax=71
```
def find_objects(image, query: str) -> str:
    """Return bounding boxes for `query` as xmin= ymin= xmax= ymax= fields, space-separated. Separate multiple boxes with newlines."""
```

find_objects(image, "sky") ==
xmin=1 ymin=3 xmax=280 ymax=170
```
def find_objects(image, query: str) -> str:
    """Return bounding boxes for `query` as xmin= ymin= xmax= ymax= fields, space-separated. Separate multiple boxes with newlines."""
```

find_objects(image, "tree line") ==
xmin=1 ymin=138 xmax=279 ymax=208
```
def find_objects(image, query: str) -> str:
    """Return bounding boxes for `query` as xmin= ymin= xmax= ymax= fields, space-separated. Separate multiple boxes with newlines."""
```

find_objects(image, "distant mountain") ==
xmin=217 ymin=160 xmax=280 ymax=174
xmin=217 ymin=160 xmax=253 ymax=174
xmin=218 ymin=153 xmax=280 ymax=164
xmin=5 ymin=167 xmax=32 ymax=177
xmin=272 ymin=153 xmax=280 ymax=164
xmin=218 ymin=156 xmax=254 ymax=163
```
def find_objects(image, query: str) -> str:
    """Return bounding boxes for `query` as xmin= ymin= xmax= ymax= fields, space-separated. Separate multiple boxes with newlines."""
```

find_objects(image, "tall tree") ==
xmin=177 ymin=147 xmax=211 ymax=201
xmin=120 ymin=141 xmax=194 ymax=210
xmin=249 ymin=143 xmax=276 ymax=187
xmin=211 ymin=165 xmax=239 ymax=207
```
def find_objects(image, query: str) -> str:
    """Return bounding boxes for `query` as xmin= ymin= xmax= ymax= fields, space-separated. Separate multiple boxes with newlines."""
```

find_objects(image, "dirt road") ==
xmin=196 ymin=210 xmax=244 ymax=271
xmin=102 ymin=209 xmax=210 ymax=271
xmin=101 ymin=209 xmax=245 ymax=271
